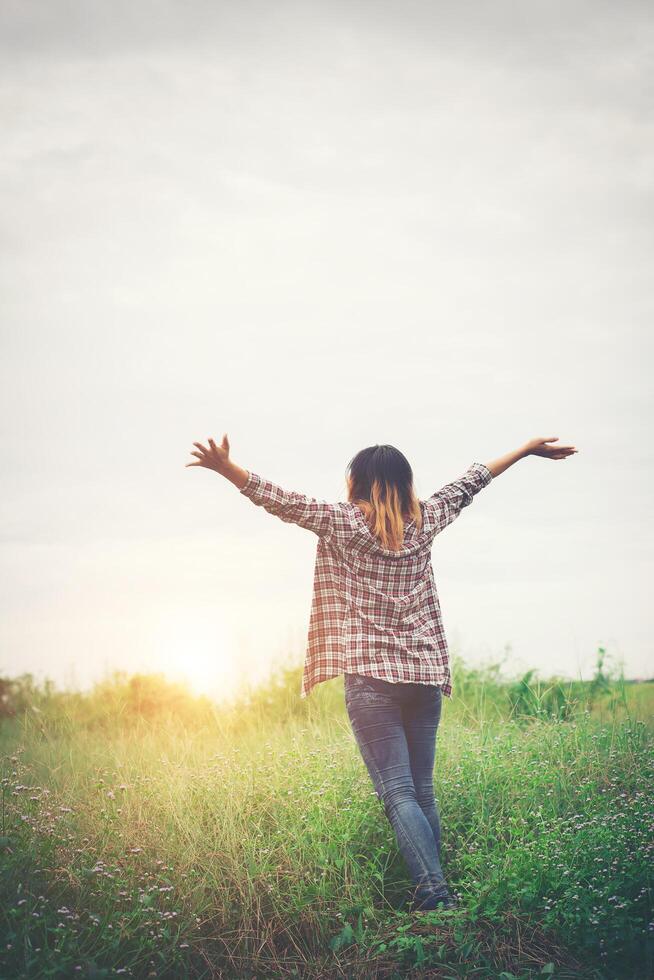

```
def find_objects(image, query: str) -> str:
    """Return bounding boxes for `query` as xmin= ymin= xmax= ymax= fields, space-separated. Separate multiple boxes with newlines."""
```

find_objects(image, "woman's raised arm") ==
xmin=424 ymin=462 xmax=493 ymax=534
xmin=423 ymin=437 xmax=579 ymax=536
xmin=186 ymin=434 xmax=335 ymax=538
xmin=485 ymin=436 xmax=578 ymax=478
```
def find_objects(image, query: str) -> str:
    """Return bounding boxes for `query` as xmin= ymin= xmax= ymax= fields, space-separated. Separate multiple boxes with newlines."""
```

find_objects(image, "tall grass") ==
xmin=1 ymin=653 xmax=652 ymax=979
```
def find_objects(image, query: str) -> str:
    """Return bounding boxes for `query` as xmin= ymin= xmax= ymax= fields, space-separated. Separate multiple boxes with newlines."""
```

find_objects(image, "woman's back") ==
xmin=238 ymin=461 xmax=493 ymax=698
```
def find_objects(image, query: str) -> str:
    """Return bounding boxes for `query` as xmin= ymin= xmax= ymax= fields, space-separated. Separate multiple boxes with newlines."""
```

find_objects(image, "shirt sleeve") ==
xmin=423 ymin=462 xmax=492 ymax=535
xmin=239 ymin=471 xmax=335 ymax=539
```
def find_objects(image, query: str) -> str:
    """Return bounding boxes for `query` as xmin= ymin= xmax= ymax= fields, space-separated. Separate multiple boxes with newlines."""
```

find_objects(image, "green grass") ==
xmin=0 ymin=654 xmax=652 ymax=979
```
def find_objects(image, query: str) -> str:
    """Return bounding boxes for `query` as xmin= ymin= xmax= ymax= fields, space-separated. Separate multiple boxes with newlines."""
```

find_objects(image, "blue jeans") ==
xmin=344 ymin=672 xmax=450 ymax=904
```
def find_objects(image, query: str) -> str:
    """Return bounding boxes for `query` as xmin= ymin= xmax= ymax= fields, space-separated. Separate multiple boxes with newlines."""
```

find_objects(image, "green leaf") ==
xmin=329 ymin=923 xmax=355 ymax=952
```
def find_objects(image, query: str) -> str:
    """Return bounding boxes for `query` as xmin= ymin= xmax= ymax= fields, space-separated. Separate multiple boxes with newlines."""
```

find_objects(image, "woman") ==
xmin=186 ymin=434 xmax=578 ymax=913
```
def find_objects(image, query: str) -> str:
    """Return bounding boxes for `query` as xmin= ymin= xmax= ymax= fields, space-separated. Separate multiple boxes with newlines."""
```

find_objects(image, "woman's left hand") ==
xmin=186 ymin=434 xmax=231 ymax=474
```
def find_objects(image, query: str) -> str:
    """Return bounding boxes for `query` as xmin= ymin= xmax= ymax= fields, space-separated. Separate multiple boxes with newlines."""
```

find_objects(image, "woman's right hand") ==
xmin=524 ymin=437 xmax=578 ymax=460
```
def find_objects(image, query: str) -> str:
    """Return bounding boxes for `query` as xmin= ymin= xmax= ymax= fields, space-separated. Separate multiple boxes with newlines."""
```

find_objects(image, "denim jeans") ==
xmin=344 ymin=672 xmax=449 ymax=904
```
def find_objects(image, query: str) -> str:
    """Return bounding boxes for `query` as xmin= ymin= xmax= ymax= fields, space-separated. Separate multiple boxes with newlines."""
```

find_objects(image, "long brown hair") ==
xmin=346 ymin=444 xmax=423 ymax=551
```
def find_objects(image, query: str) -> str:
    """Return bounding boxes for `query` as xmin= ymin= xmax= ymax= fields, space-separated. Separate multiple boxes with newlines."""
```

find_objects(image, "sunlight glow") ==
xmin=151 ymin=607 xmax=237 ymax=700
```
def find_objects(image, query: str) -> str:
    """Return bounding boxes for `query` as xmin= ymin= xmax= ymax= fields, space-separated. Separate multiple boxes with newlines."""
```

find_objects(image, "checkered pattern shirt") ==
xmin=239 ymin=461 xmax=493 ymax=699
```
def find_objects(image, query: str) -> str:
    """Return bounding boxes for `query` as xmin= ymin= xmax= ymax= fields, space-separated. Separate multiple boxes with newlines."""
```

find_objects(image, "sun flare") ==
xmin=151 ymin=607 xmax=236 ymax=700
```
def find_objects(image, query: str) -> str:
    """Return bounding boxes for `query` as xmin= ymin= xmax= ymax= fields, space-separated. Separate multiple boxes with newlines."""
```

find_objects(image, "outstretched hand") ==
xmin=186 ymin=434 xmax=231 ymax=474
xmin=525 ymin=437 xmax=578 ymax=460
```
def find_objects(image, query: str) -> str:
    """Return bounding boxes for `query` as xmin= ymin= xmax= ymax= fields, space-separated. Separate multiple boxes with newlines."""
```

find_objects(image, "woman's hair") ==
xmin=345 ymin=444 xmax=423 ymax=551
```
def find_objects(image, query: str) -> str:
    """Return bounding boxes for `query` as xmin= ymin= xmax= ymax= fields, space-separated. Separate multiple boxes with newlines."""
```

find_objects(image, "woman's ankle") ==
xmin=411 ymin=884 xmax=451 ymax=904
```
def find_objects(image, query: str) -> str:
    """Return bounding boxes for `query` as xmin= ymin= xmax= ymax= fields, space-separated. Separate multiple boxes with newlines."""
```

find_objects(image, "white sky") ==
xmin=1 ymin=0 xmax=652 ymax=702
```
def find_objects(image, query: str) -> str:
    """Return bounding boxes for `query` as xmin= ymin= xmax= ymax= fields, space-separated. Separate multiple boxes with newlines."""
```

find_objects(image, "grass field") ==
xmin=1 ymin=652 xmax=652 ymax=979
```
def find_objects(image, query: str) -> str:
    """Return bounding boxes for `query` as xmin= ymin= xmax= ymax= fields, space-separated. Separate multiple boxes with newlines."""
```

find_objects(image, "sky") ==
xmin=1 ymin=0 xmax=652 ymax=703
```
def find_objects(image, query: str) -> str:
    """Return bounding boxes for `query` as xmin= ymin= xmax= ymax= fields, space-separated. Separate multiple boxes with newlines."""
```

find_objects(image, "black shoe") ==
xmin=408 ymin=890 xmax=459 ymax=913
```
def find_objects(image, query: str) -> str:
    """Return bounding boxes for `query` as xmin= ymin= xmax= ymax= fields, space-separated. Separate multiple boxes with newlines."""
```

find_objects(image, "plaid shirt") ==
xmin=239 ymin=461 xmax=493 ymax=699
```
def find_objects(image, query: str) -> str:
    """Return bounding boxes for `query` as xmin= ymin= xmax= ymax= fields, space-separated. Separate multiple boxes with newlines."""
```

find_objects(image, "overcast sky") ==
xmin=1 ymin=0 xmax=652 ymax=702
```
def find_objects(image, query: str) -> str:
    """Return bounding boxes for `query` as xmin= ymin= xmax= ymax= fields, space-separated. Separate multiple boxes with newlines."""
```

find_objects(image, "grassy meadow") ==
xmin=0 ymin=651 xmax=652 ymax=979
